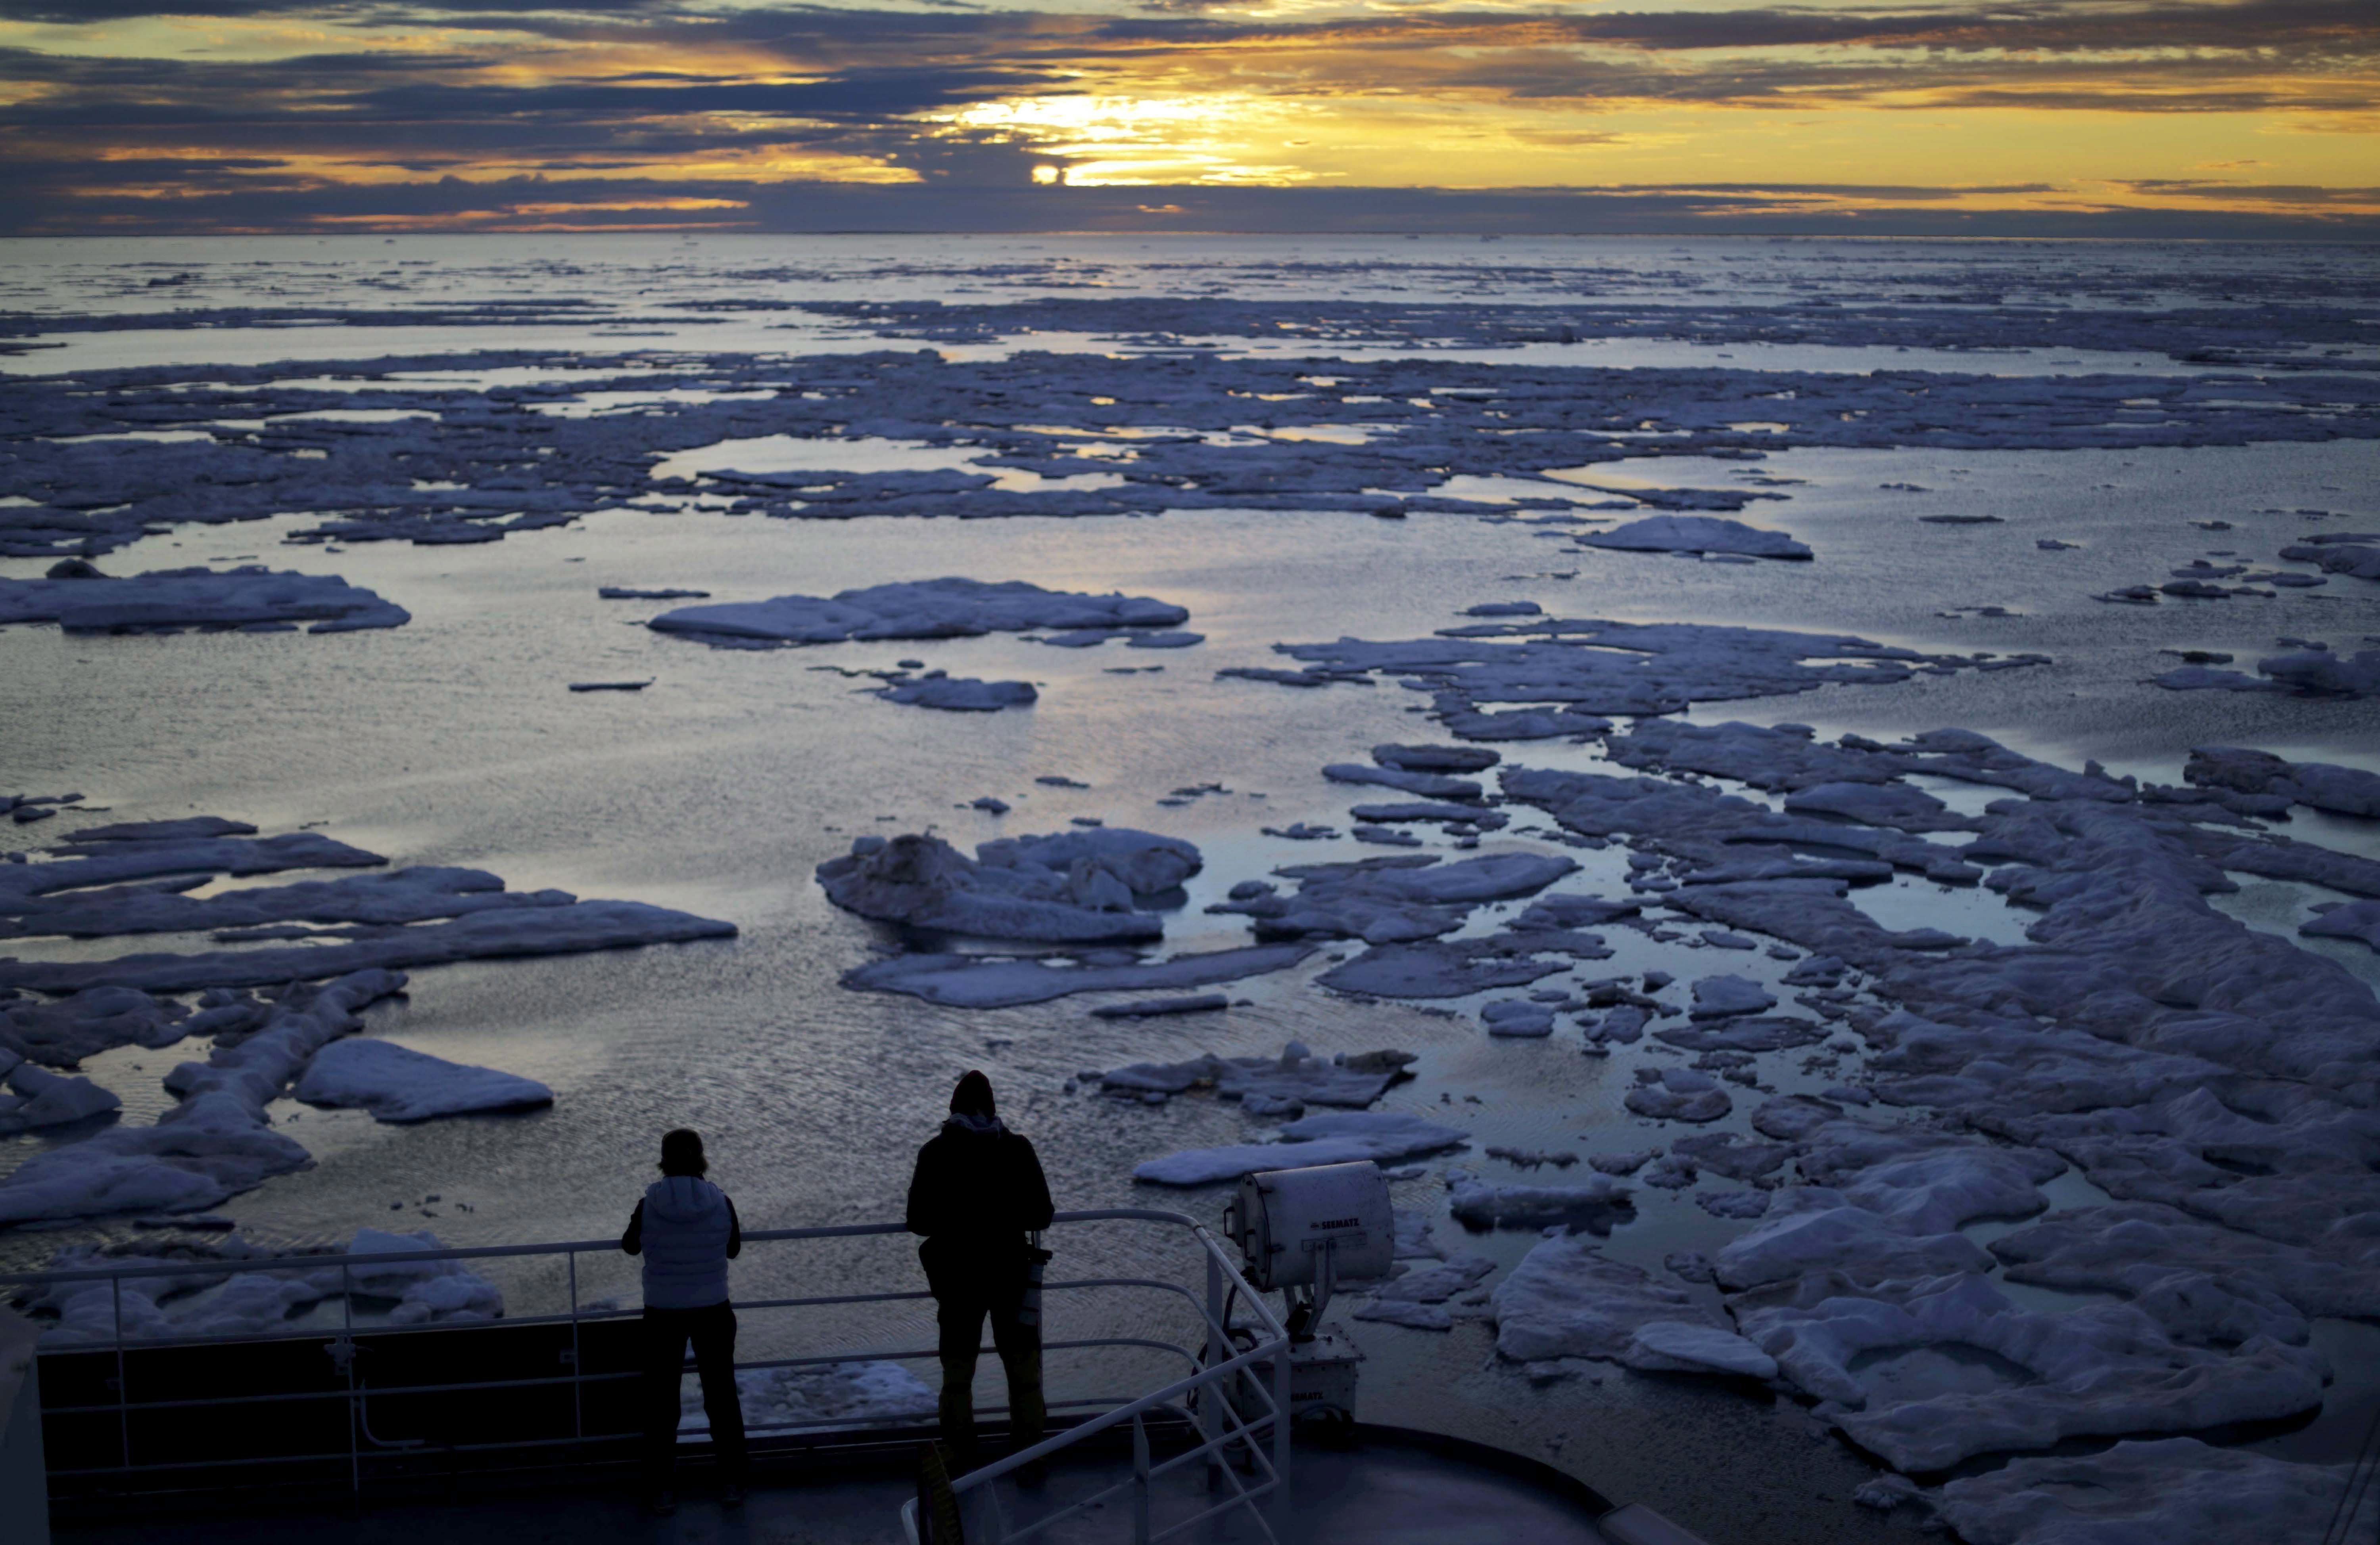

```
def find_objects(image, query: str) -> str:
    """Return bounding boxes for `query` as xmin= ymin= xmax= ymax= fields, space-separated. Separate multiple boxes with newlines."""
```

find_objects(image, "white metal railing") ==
xmin=3 ymin=1207 xmax=1292 ymax=1541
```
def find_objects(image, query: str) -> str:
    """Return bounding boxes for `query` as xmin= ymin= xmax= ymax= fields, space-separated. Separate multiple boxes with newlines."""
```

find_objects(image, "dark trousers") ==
xmin=639 ymin=1302 xmax=747 ymax=1487
xmin=935 ymin=1277 xmax=1044 ymax=1464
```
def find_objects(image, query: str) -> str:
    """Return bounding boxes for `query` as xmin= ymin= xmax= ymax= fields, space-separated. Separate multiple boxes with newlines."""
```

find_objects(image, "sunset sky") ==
xmin=1 ymin=0 xmax=2372 ymax=235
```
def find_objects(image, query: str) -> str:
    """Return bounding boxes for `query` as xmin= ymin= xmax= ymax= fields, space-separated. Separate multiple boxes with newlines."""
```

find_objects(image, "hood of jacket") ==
xmin=645 ymin=1174 xmax=727 ymax=1225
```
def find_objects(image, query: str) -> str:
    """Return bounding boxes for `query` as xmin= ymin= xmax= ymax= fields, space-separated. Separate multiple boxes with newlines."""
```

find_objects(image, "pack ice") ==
xmin=22 ymin=1226 xmax=503 ymax=1344
xmin=0 ymin=565 xmax=409 ymax=634
xmin=816 ymin=829 xmax=1199 ymax=943
xmin=648 ymin=578 xmax=1186 ymax=646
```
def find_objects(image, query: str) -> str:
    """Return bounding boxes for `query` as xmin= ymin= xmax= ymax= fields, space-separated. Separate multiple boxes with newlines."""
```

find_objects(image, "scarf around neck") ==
xmin=944 ymin=1111 xmax=1008 ymax=1137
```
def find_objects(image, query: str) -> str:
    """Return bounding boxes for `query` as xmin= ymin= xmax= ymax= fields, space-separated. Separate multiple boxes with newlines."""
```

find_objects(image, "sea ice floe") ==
xmin=1352 ymin=1252 xmax=1497 ymax=1331
xmin=682 ymin=1360 xmax=934 ymax=1436
xmin=1580 ymin=515 xmax=1812 ymax=561
xmin=648 ymin=577 xmax=1186 ymax=647
xmin=1093 ymin=1042 xmax=1402 ymax=1111
xmin=816 ymin=829 xmax=1198 ymax=943
xmin=1322 ymin=762 xmax=1484 ymax=800
xmin=873 ymin=672 xmax=1036 ymax=711
xmin=2276 ymin=531 xmax=2380 ymax=581
xmin=0 ymin=970 xmax=405 ymax=1225
xmin=1687 ymin=976 xmax=1778 ymax=1019
xmin=1133 ymin=1109 xmax=1469 ymax=1186
xmin=0 ymin=566 xmax=409 ymax=634
xmin=0 ymin=1064 xmax=121 ymax=1133
xmin=1236 ymin=618 xmax=2040 ymax=740
xmin=1446 ymin=1169 xmax=1632 ymax=1230
xmin=2304 ymin=899 xmax=2380 ymax=951
xmin=293 ymin=1037 xmax=553 ymax=1123
xmin=0 ymin=900 xmax=735 ymax=995
xmin=1489 ymin=1236 xmax=1739 ymax=1367
xmin=1735 ymin=1271 xmax=2325 ymax=1472
xmin=1714 ymin=1194 xmax=1994 ymax=1290
xmin=1624 ymin=1066 xmax=1732 ymax=1123
xmin=2184 ymin=744 xmax=2380 ymax=818
xmin=1481 ymin=1000 xmax=1555 ymax=1037
xmin=1932 ymin=1437 xmax=2359 ymax=1545
xmin=1989 ymin=1202 xmax=2380 ymax=1321
xmin=1211 ymin=851 xmax=1575 ymax=945
xmin=843 ymin=942 xmax=1315 ymax=1009
xmin=18 ymin=1226 xmax=503 ymax=1344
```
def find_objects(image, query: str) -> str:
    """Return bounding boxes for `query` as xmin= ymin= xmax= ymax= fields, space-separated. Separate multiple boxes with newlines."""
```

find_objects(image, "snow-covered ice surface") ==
xmin=0 ymin=565 xmax=409 ymax=633
xmin=4 ymin=234 xmax=2378 ymax=1545
xmin=294 ymin=1037 xmax=553 ymax=1123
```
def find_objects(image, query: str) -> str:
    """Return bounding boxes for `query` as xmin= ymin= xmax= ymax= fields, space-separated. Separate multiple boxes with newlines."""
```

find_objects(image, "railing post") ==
xmin=342 ymin=1262 xmax=360 ymax=1495
xmin=1132 ymin=1410 xmax=1152 ymax=1545
xmin=1270 ymin=1334 xmax=1292 ymax=1534
xmin=566 ymin=1249 xmax=583 ymax=1442
xmin=1202 ymin=1250 xmax=1224 ymax=1483
xmin=111 ymin=1275 xmax=129 ymax=1474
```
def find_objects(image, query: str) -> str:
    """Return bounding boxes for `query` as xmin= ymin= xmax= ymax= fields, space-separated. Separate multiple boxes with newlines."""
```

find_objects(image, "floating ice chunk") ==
xmin=1096 ymin=1043 xmax=1399 ymax=1110
xmin=0 ymin=566 xmax=409 ymax=634
xmin=0 ymin=986 xmax=190 ymax=1064
xmin=978 ymin=828 xmax=1202 ymax=894
xmin=64 ymin=817 xmax=257 ymax=844
xmin=1689 ymin=975 xmax=1776 ymax=1019
xmin=816 ymin=830 xmax=1192 ymax=943
xmin=1489 ymin=1235 xmax=1728 ymax=1364
xmin=648 ymin=577 xmax=1186 ymax=646
xmin=874 ymin=672 xmax=1035 ymax=711
xmin=1318 ymin=935 xmax=1579 ymax=999
xmin=1217 ymin=851 xmax=1576 ymax=945
xmin=2303 ymin=899 xmax=2380 ymax=951
xmin=1626 ymin=1321 xmax=1777 ymax=1378
xmin=0 ymin=970 xmax=404 ymax=1225
xmin=2276 ymin=532 xmax=2380 ymax=581
xmin=343 ymin=1228 xmax=506 ymax=1324
xmin=1696 ymin=1190 xmax=1772 ymax=1220
xmin=1580 ymin=516 xmax=1811 ymax=561
xmin=1715 ymin=1196 xmax=1993 ymax=1290
xmin=1590 ymin=1150 xmax=1657 ymax=1176
xmin=1134 ymin=1110 xmax=1469 ymax=1186
xmin=1783 ymin=782 xmax=1960 ymax=831
xmin=1582 ymin=1005 xmax=1649 ymax=1046
xmin=1656 ymin=1016 xmax=1823 ymax=1053
xmin=2185 ymin=746 xmax=2380 ymax=819
xmin=1126 ymin=631 xmax=1203 ymax=649
xmin=1349 ymin=802 xmax=1509 ymax=829
xmin=686 ymin=1359 xmax=934 ymax=1435
xmin=844 ymin=942 xmax=1315 ymax=1009
xmin=1839 ymin=1146 xmax=2059 ymax=1234
xmin=1481 ymin=1000 xmax=1555 ymax=1037
xmin=1989 ymin=1202 xmax=2380 ymax=1321
xmin=599 ymin=587 xmax=708 ymax=600
xmin=1624 ymin=1066 xmax=1732 ymax=1123
xmin=1447 ymin=1171 xmax=1631 ymax=1229
xmin=293 ymin=1038 xmax=553 ymax=1123
xmin=1373 ymin=745 xmax=1502 ymax=773
xmin=0 ymin=1064 xmax=121 ymax=1132
xmin=1322 ymin=763 xmax=1483 ymax=800
xmin=1935 ymin=1437 xmax=2356 ymax=1545
xmin=0 ymin=900 xmax=736 ymax=995
xmin=1353 ymin=1252 xmax=1497 ymax=1330
xmin=1736 ymin=1273 xmax=2324 ymax=1473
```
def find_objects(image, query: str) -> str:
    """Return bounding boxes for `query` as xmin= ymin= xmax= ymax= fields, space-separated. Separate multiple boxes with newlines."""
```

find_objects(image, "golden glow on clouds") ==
xmin=0 ymin=0 xmax=2370 ymax=228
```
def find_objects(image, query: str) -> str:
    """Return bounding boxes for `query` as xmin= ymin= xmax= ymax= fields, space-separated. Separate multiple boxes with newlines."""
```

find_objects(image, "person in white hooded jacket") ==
xmin=622 ymin=1127 xmax=746 ymax=1513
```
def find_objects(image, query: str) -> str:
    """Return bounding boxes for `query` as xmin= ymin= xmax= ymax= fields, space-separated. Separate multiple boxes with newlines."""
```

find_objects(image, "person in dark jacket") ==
xmin=906 ymin=1070 xmax=1055 ymax=1468
xmin=623 ymin=1128 xmax=746 ymax=1513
